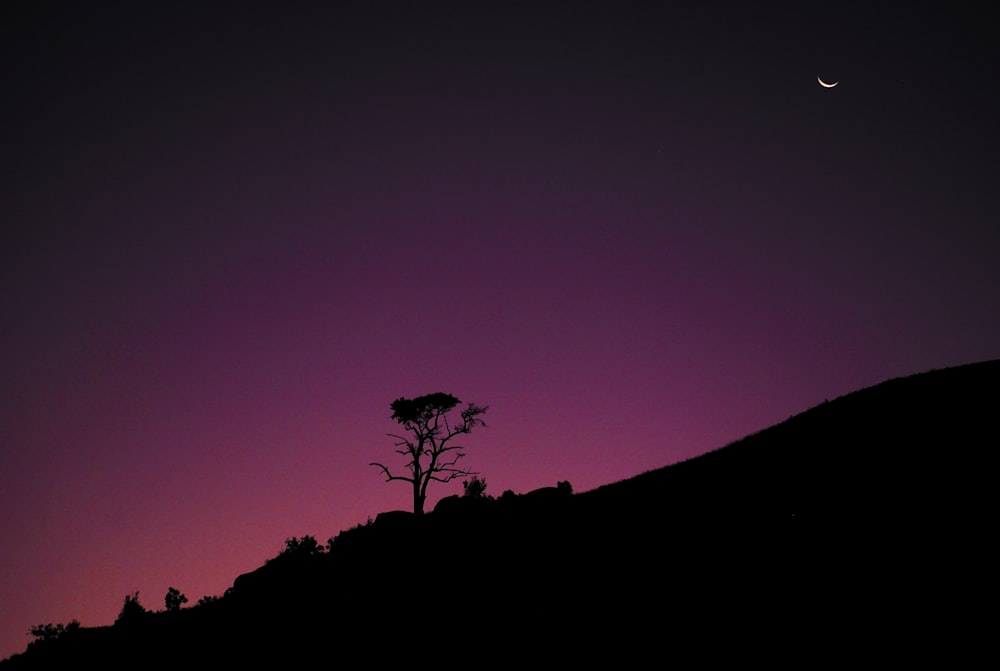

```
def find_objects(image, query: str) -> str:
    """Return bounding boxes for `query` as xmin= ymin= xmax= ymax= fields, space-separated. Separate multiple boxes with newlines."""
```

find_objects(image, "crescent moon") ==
xmin=817 ymin=76 xmax=838 ymax=88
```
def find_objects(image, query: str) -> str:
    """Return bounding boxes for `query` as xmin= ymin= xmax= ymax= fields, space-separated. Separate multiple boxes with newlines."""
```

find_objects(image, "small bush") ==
xmin=116 ymin=591 xmax=147 ymax=625
xmin=270 ymin=535 xmax=326 ymax=562
xmin=29 ymin=621 xmax=80 ymax=642
xmin=165 ymin=586 xmax=188 ymax=612
xmin=463 ymin=476 xmax=490 ymax=499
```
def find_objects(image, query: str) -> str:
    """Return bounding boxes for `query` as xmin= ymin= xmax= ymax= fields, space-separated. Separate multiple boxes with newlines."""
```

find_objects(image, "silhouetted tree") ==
xmin=115 ymin=591 xmax=146 ymax=625
xmin=165 ymin=587 xmax=188 ymax=612
xmin=371 ymin=392 xmax=488 ymax=515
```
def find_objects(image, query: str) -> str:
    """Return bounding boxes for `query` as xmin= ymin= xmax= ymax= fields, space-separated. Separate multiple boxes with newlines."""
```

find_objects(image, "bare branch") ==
xmin=369 ymin=462 xmax=414 ymax=483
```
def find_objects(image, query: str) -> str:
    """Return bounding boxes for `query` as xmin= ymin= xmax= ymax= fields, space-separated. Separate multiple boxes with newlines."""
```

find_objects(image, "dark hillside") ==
xmin=580 ymin=359 xmax=997 ymax=528
xmin=4 ymin=360 xmax=997 ymax=667
xmin=572 ymin=359 xmax=999 ymax=662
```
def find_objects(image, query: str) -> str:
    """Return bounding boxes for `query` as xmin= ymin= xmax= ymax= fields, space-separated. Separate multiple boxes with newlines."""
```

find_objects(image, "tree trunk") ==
xmin=413 ymin=482 xmax=424 ymax=515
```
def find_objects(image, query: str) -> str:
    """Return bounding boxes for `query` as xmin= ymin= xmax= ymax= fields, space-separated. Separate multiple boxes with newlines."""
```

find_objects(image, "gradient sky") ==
xmin=2 ymin=1 xmax=998 ymax=659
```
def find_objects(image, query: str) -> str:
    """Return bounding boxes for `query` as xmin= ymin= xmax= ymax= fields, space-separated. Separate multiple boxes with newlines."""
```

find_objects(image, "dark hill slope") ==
xmin=4 ymin=360 xmax=997 ymax=667
xmin=573 ymin=360 xmax=998 ymax=638
xmin=580 ymin=358 xmax=997 ymax=529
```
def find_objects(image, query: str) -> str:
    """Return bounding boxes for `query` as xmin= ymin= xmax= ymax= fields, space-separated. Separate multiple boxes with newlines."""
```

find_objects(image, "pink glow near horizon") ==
xmin=2 ymin=3 xmax=998 ymax=660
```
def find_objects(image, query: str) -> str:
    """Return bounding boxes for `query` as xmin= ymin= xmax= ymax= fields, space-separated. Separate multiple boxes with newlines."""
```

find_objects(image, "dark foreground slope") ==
xmin=4 ymin=360 xmax=997 ymax=667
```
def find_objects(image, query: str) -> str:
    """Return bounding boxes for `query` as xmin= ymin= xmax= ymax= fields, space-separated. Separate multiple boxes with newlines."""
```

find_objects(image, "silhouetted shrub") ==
xmin=196 ymin=595 xmax=220 ymax=607
xmin=165 ymin=586 xmax=188 ymax=611
xmin=116 ymin=591 xmax=147 ymax=625
xmin=269 ymin=535 xmax=326 ymax=562
xmin=28 ymin=620 xmax=80 ymax=642
xmin=557 ymin=480 xmax=573 ymax=495
xmin=463 ymin=476 xmax=490 ymax=499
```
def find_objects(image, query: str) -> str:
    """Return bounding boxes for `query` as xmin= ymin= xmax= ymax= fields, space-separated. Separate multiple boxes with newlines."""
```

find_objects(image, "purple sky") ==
xmin=2 ymin=2 xmax=998 ymax=660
